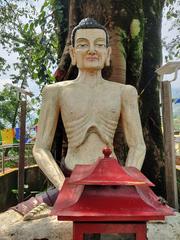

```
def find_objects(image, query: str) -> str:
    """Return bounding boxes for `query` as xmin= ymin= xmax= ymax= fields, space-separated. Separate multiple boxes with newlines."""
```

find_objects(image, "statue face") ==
xmin=70 ymin=28 xmax=111 ymax=70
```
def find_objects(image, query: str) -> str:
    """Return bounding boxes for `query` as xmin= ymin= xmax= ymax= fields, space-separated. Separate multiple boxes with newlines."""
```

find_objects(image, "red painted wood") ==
xmin=52 ymin=179 xmax=173 ymax=221
xmin=102 ymin=147 xmax=112 ymax=157
xmin=73 ymin=222 xmax=147 ymax=240
xmin=69 ymin=147 xmax=154 ymax=186
xmin=69 ymin=158 xmax=154 ymax=186
xmin=52 ymin=147 xmax=174 ymax=240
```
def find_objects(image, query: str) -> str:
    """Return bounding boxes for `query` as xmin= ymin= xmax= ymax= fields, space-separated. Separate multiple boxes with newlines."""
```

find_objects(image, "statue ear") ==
xmin=69 ymin=46 xmax=77 ymax=65
xmin=105 ymin=47 xmax=112 ymax=66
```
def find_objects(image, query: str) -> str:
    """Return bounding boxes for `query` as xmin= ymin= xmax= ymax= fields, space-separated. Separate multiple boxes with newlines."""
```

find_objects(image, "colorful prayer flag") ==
xmin=1 ymin=128 xmax=14 ymax=145
xmin=15 ymin=128 xmax=20 ymax=140
xmin=175 ymin=98 xmax=180 ymax=104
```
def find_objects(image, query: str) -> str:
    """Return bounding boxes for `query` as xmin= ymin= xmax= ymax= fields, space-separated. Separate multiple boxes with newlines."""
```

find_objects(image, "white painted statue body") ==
xmin=33 ymin=20 xmax=146 ymax=190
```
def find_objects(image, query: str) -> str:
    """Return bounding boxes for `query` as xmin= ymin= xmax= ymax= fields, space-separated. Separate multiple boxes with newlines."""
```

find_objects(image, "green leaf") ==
xmin=30 ymin=22 xmax=34 ymax=31
xmin=44 ymin=0 xmax=50 ymax=7
xmin=12 ymin=189 xmax=18 ymax=194
xmin=23 ymin=23 xmax=29 ymax=32
xmin=32 ymin=72 xmax=38 ymax=79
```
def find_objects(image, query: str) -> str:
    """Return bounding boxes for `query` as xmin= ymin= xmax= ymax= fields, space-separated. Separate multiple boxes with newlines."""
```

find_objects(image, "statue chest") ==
xmin=60 ymin=86 xmax=121 ymax=124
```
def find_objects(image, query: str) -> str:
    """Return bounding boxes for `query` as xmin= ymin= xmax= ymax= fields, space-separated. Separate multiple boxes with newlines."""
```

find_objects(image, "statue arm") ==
xmin=121 ymin=85 xmax=146 ymax=170
xmin=33 ymin=85 xmax=65 ymax=189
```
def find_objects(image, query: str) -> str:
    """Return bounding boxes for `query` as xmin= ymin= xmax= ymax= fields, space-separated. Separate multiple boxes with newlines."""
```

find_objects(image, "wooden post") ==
xmin=7 ymin=83 xmax=33 ymax=202
xmin=18 ymin=100 xmax=26 ymax=202
xmin=1 ymin=147 xmax=5 ymax=174
xmin=161 ymin=81 xmax=179 ymax=210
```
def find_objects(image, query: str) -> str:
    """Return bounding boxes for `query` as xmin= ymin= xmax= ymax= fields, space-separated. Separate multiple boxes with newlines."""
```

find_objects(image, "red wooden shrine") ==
xmin=52 ymin=147 xmax=174 ymax=240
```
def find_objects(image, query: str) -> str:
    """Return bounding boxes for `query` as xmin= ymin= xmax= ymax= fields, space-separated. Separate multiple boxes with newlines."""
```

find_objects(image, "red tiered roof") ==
xmin=52 ymin=147 xmax=174 ymax=221
xmin=69 ymin=158 xmax=154 ymax=186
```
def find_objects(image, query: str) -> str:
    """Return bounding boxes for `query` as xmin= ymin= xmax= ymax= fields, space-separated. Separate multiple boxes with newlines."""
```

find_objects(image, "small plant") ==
xmin=11 ymin=184 xmax=40 ymax=201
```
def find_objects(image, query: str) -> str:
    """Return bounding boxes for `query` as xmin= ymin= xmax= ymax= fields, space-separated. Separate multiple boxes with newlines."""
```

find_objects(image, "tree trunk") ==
xmin=53 ymin=0 xmax=166 ymax=197
xmin=140 ymin=0 xmax=165 ymax=196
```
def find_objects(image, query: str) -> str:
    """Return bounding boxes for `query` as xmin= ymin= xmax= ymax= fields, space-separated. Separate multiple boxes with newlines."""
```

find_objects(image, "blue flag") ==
xmin=15 ymin=128 xmax=20 ymax=140
xmin=175 ymin=98 xmax=180 ymax=104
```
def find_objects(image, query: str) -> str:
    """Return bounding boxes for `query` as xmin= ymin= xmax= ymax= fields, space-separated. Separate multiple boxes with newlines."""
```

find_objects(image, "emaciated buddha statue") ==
xmin=33 ymin=18 xmax=146 ymax=192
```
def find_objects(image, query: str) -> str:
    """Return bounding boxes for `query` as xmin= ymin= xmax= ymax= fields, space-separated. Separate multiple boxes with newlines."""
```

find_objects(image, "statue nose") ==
xmin=88 ymin=44 xmax=96 ymax=54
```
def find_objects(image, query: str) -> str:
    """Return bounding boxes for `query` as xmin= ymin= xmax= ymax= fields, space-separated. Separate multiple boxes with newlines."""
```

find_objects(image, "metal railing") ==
xmin=0 ymin=143 xmax=35 ymax=174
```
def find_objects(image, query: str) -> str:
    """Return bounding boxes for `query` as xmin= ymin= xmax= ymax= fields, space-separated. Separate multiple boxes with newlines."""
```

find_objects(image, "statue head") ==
xmin=71 ymin=18 xmax=109 ymax=47
xmin=70 ymin=18 xmax=111 ymax=69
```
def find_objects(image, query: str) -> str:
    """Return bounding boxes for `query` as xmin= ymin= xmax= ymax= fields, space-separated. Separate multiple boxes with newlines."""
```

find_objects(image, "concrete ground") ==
xmin=0 ymin=210 xmax=180 ymax=240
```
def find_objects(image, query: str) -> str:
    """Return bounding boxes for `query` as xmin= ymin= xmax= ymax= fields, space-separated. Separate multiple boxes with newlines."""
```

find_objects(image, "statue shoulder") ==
xmin=103 ymin=81 xmax=138 ymax=96
xmin=121 ymin=84 xmax=138 ymax=102
xmin=103 ymin=81 xmax=137 ymax=95
xmin=42 ymin=81 xmax=75 ymax=96
xmin=41 ymin=83 xmax=58 ymax=99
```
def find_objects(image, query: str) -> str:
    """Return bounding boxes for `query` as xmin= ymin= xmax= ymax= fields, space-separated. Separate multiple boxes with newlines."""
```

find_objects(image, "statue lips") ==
xmin=86 ymin=56 xmax=99 ymax=61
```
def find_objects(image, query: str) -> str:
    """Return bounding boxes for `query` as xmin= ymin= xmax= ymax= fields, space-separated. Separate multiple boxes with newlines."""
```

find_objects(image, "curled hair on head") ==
xmin=71 ymin=18 xmax=109 ymax=47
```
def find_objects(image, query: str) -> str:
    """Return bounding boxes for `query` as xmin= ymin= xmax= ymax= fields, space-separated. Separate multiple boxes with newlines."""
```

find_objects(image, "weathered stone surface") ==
xmin=147 ymin=212 xmax=180 ymax=240
xmin=0 ymin=210 xmax=180 ymax=240
xmin=0 ymin=210 xmax=72 ymax=240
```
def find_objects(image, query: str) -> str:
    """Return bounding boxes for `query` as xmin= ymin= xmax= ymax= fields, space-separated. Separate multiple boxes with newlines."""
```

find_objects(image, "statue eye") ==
xmin=77 ymin=43 xmax=89 ymax=48
xmin=95 ymin=43 xmax=106 ymax=48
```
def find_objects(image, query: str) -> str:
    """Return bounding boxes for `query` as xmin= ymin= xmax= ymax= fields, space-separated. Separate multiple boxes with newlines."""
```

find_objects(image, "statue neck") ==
xmin=76 ymin=70 xmax=103 ymax=87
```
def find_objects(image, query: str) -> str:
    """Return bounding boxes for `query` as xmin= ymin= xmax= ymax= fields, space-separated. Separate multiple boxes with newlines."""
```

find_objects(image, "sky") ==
xmin=161 ymin=3 xmax=180 ymax=89
xmin=0 ymin=1 xmax=180 ymax=94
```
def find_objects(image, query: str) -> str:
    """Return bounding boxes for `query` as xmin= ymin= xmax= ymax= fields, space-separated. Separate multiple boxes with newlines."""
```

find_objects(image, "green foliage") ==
xmin=4 ymin=159 xmax=17 ymax=168
xmin=0 ymin=84 xmax=40 ymax=130
xmin=164 ymin=0 xmax=180 ymax=61
xmin=165 ymin=0 xmax=177 ymax=7
xmin=0 ymin=85 xmax=19 ymax=129
xmin=174 ymin=117 xmax=180 ymax=130
xmin=0 ymin=57 xmax=10 ymax=76
xmin=0 ymin=0 xmax=63 ymax=129
xmin=11 ymin=184 xmax=34 ymax=201
xmin=0 ymin=0 xmax=63 ymax=88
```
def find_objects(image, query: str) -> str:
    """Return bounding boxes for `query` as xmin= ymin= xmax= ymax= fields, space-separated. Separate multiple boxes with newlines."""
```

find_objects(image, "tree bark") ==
xmin=140 ymin=0 xmax=165 ymax=197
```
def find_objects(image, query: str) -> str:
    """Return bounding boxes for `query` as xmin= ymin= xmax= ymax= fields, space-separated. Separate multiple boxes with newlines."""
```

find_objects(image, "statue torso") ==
xmin=58 ymin=80 xmax=123 ymax=170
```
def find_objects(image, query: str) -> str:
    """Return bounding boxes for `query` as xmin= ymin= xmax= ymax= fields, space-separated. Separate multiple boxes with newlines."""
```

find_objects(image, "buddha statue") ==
xmin=33 ymin=18 xmax=146 ymax=191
